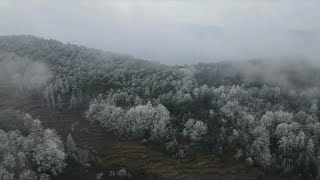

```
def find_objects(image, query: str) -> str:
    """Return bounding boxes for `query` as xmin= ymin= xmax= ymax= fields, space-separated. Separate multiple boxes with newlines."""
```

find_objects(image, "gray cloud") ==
xmin=0 ymin=0 xmax=319 ymax=64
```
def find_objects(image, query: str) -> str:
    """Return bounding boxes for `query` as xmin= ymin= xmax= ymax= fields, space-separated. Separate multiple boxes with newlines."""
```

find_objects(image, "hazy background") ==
xmin=0 ymin=0 xmax=319 ymax=64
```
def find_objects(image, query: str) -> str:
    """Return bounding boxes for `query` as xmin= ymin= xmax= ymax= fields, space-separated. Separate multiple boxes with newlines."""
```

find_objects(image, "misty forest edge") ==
xmin=0 ymin=35 xmax=320 ymax=179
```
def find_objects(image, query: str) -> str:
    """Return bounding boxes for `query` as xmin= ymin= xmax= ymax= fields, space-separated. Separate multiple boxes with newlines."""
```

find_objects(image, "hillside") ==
xmin=0 ymin=35 xmax=319 ymax=179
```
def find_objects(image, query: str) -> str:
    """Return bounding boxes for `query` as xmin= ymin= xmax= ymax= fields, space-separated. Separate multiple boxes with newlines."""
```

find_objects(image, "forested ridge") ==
xmin=1 ymin=35 xmax=320 ymax=178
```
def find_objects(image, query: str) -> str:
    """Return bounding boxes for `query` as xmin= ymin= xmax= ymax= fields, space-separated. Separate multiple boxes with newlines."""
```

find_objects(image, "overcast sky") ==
xmin=0 ymin=0 xmax=319 ymax=64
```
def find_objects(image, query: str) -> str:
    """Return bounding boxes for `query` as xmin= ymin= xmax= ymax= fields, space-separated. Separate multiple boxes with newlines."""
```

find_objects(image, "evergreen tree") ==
xmin=57 ymin=94 xmax=63 ymax=110
xmin=50 ymin=91 xmax=55 ymax=109
xmin=66 ymin=134 xmax=77 ymax=161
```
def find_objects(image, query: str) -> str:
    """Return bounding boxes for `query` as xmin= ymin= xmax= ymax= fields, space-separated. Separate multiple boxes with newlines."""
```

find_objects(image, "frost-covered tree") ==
xmin=2 ymin=35 xmax=320 ymax=177
xmin=117 ymin=168 xmax=127 ymax=177
xmin=310 ymin=103 xmax=317 ymax=114
xmin=182 ymin=119 xmax=208 ymax=143
xmin=33 ymin=134 xmax=66 ymax=175
xmin=66 ymin=134 xmax=77 ymax=160
xmin=50 ymin=91 xmax=55 ymax=109
xmin=251 ymin=125 xmax=271 ymax=169
xmin=125 ymin=102 xmax=170 ymax=140
xmin=57 ymin=94 xmax=62 ymax=110
xmin=68 ymin=91 xmax=77 ymax=110
xmin=18 ymin=170 xmax=37 ymax=180
xmin=0 ymin=168 xmax=14 ymax=180
xmin=260 ymin=111 xmax=274 ymax=128
xmin=0 ymin=112 xmax=66 ymax=179
xmin=86 ymin=99 xmax=173 ymax=143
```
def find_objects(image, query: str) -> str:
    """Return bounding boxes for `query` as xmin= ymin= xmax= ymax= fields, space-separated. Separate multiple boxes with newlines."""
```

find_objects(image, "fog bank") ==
xmin=0 ymin=0 xmax=319 ymax=64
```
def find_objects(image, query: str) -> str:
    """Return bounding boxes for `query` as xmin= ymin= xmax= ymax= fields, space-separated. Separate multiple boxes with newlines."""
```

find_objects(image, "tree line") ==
xmin=1 ymin=35 xmax=320 ymax=177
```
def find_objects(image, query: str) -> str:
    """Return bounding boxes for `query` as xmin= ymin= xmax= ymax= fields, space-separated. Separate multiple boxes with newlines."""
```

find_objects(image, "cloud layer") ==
xmin=0 ymin=0 xmax=319 ymax=64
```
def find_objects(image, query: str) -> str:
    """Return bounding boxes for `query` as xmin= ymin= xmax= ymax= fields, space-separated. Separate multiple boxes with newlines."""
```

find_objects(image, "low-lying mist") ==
xmin=0 ymin=53 xmax=52 ymax=95
xmin=239 ymin=59 xmax=320 ymax=90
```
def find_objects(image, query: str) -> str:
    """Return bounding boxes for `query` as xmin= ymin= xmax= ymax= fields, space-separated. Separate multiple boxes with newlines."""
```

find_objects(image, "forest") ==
xmin=0 ymin=35 xmax=320 ymax=178
xmin=0 ymin=111 xmax=66 ymax=180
